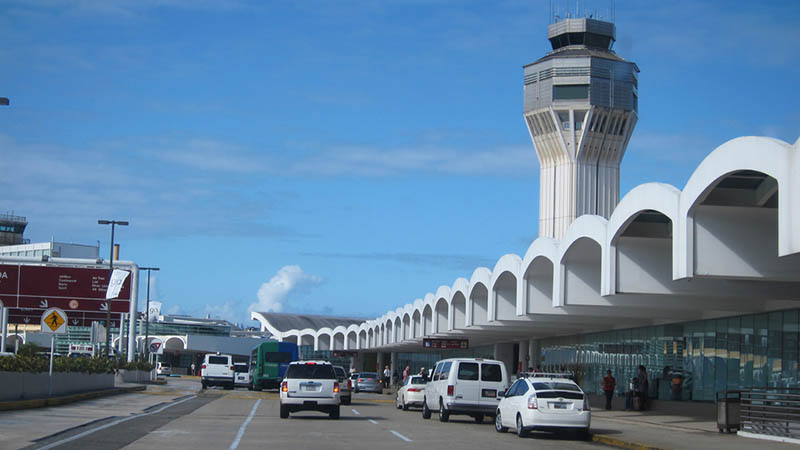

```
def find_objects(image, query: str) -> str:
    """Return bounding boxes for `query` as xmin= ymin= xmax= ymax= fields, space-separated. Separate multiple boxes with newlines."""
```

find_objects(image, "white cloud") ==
xmin=248 ymin=265 xmax=323 ymax=314
xmin=203 ymin=299 xmax=242 ymax=324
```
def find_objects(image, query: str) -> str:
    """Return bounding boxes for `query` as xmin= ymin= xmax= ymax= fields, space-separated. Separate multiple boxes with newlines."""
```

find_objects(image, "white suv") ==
xmin=422 ymin=358 xmax=509 ymax=423
xmin=200 ymin=353 xmax=235 ymax=390
xmin=280 ymin=361 xmax=341 ymax=419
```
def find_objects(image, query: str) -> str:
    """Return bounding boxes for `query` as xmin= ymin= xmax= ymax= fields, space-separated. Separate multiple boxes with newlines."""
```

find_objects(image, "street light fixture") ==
xmin=140 ymin=267 xmax=160 ymax=361
xmin=0 ymin=98 xmax=9 ymax=106
xmin=98 ymin=219 xmax=129 ymax=357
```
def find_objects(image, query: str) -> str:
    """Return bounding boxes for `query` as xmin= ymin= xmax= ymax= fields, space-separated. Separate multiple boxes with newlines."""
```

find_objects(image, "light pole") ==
xmin=98 ymin=219 xmax=128 ymax=357
xmin=141 ymin=267 xmax=160 ymax=361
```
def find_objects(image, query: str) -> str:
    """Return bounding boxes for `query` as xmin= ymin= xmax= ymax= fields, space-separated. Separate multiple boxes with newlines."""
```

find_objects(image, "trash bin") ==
xmin=717 ymin=390 xmax=741 ymax=433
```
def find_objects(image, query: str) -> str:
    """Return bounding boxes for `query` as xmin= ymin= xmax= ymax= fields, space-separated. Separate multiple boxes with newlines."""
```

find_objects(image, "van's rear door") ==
xmin=455 ymin=362 xmax=480 ymax=404
xmin=479 ymin=362 xmax=505 ymax=407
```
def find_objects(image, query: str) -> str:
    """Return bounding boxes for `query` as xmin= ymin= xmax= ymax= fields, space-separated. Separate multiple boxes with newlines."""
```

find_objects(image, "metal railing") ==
xmin=741 ymin=388 xmax=800 ymax=439
xmin=0 ymin=213 xmax=26 ymax=222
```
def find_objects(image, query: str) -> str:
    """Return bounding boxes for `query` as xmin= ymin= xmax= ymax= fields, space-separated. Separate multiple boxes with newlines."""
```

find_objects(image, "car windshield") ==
xmin=208 ymin=356 xmax=228 ymax=365
xmin=286 ymin=363 xmax=336 ymax=379
xmin=410 ymin=376 xmax=426 ymax=385
xmin=234 ymin=365 xmax=248 ymax=373
xmin=360 ymin=372 xmax=377 ymax=379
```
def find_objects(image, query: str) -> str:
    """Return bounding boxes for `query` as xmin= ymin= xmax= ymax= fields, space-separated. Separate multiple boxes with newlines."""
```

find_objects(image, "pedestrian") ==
xmin=402 ymin=365 xmax=410 ymax=383
xmin=602 ymin=369 xmax=616 ymax=410
xmin=191 ymin=362 xmax=196 ymax=376
xmin=636 ymin=365 xmax=649 ymax=411
xmin=383 ymin=365 xmax=391 ymax=388
xmin=418 ymin=367 xmax=427 ymax=379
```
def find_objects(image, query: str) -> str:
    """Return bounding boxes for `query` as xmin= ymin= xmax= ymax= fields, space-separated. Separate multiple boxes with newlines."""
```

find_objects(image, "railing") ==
xmin=741 ymin=388 xmax=800 ymax=439
xmin=0 ymin=213 xmax=26 ymax=222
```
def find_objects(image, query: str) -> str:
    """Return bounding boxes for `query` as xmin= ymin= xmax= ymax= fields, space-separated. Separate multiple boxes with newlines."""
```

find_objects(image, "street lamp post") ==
xmin=98 ymin=219 xmax=128 ymax=357
xmin=141 ymin=267 xmax=160 ymax=361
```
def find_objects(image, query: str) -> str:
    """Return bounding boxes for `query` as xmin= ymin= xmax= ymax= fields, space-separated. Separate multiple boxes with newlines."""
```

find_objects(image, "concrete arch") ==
xmin=468 ymin=267 xmax=491 ymax=326
xmin=402 ymin=313 xmax=411 ymax=341
xmin=317 ymin=328 xmax=333 ymax=351
xmin=422 ymin=304 xmax=433 ymax=336
xmin=450 ymin=277 xmax=469 ymax=330
xmin=367 ymin=328 xmax=374 ymax=349
xmin=358 ymin=329 xmax=367 ymax=349
xmin=521 ymin=237 xmax=559 ymax=315
xmin=385 ymin=319 xmax=393 ymax=344
xmin=394 ymin=316 xmax=402 ymax=343
xmin=434 ymin=296 xmax=448 ymax=334
xmin=333 ymin=331 xmax=345 ymax=350
xmin=346 ymin=329 xmax=358 ymax=350
xmin=556 ymin=215 xmax=608 ymax=307
xmin=490 ymin=254 xmax=522 ymax=321
xmin=164 ymin=336 xmax=186 ymax=351
xmin=412 ymin=309 xmax=422 ymax=339
xmin=299 ymin=329 xmax=316 ymax=347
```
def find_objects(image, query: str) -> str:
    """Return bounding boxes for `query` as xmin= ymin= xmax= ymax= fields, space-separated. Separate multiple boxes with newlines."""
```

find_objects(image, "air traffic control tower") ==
xmin=524 ymin=13 xmax=639 ymax=239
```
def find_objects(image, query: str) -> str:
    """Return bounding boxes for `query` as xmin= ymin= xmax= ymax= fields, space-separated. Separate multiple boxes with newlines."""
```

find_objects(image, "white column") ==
xmin=126 ymin=266 xmax=139 ymax=362
xmin=518 ymin=340 xmax=530 ymax=373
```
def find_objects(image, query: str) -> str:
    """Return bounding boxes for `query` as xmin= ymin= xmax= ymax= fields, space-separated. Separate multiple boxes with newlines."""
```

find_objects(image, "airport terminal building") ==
xmin=252 ymin=15 xmax=800 ymax=402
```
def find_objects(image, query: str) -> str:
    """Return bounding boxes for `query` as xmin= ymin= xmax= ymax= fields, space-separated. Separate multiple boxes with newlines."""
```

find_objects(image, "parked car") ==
xmin=280 ymin=361 xmax=341 ymax=419
xmin=495 ymin=374 xmax=590 ymax=437
xmin=333 ymin=365 xmax=352 ymax=405
xmin=200 ymin=353 xmax=235 ymax=390
xmin=354 ymin=372 xmax=382 ymax=393
xmin=422 ymin=358 xmax=509 ymax=423
xmin=350 ymin=372 xmax=359 ymax=390
xmin=396 ymin=375 xmax=427 ymax=410
xmin=234 ymin=362 xmax=251 ymax=388
xmin=156 ymin=361 xmax=171 ymax=376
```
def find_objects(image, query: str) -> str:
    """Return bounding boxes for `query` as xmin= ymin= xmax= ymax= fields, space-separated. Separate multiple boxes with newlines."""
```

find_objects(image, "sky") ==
xmin=1 ymin=0 xmax=798 ymax=327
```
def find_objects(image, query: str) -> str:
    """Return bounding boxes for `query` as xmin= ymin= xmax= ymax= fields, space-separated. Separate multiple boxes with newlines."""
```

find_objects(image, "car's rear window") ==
xmin=333 ymin=367 xmax=346 ymax=378
xmin=208 ymin=356 xmax=229 ymax=365
xmin=265 ymin=352 xmax=294 ymax=363
xmin=234 ymin=365 xmax=248 ymax=373
xmin=457 ymin=362 xmax=479 ymax=381
xmin=532 ymin=382 xmax=581 ymax=392
xmin=481 ymin=363 xmax=502 ymax=382
xmin=286 ymin=363 xmax=336 ymax=379
xmin=360 ymin=372 xmax=377 ymax=379
xmin=536 ymin=391 xmax=584 ymax=400
xmin=410 ymin=376 xmax=427 ymax=385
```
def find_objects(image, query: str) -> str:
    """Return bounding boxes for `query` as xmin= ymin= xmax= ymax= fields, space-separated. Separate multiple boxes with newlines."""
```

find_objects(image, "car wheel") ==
xmin=253 ymin=382 xmax=262 ymax=392
xmin=516 ymin=414 xmax=527 ymax=438
xmin=201 ymin=381 xmax=207 ymax=389
xmin=422 ymin=398 xmax=432 ymax=419
xmin=495 ymin=410 xmax=508 ymax=433
xmin=474 ymin=414 xmax=484 ymax=424
xmin=280 ymin=404 xmax=289 ymax=419
xmin=247 ymin=382 xmax=253 ymax=391
xmin=438 ymin=399 xmax=449 ymax=422
xmin=329 ymin=406 xmax=340 ymax=420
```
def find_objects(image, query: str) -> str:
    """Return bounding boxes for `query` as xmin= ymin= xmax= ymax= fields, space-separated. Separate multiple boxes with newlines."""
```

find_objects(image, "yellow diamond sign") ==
xmin=41 ymin=308 xmax=67 ymax=334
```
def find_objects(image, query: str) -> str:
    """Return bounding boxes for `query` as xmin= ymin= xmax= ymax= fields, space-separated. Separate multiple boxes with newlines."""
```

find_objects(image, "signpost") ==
xmin=41 ymin=307 xmax=67 ymax=397
xmin=422 ymin=338 xmax=469 ymax=350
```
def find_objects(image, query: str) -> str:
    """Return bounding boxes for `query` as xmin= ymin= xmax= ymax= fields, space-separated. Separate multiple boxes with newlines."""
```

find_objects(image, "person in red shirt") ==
xmin=602 ymin=370 xmax=616 ymax=410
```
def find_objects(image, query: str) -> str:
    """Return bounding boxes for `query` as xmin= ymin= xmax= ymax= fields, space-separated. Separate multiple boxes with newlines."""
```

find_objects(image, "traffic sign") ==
xmin=148 ymin=337 xmax=164 ymax=355
xmin=41 ymin=308 xmax=67 ymax=334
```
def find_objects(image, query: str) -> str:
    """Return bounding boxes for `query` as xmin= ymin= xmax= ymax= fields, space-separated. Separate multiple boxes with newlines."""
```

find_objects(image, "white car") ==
xmin=422 ymin=358 xmax=509 ymax=423
xmin=200 ymin=353 xmax=235 ymax=390
xmin=333 ymin=365 xmax=352 ymax=405
xmin=156 ymin=361 xmax=171 ymax=375
xmin=495 ymin=374 xmax=590 ymax=438
xmin=280 ymin=361 xmax=341 ymax=419
xmin=396 ymin=375 xmax=427 ymax=410
xmin=234 ymin=363 xmax=250 ymax=388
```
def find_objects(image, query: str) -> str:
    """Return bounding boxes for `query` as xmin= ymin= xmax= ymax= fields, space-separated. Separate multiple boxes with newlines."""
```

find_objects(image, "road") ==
xmin=6 ymin=379 xmax=604 ymax=450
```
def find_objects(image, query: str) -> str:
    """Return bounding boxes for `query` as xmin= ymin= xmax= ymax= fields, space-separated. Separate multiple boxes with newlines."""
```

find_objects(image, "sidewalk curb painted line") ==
xmin=592 ymin=433 xmax=670 ymax=450
xmin=0 ymin=385 xmax=146 ymax=411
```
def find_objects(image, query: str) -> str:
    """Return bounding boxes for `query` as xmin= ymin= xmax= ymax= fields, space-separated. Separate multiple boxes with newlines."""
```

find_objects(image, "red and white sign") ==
xmin=8 ymin=309 xmax=123 ymax=327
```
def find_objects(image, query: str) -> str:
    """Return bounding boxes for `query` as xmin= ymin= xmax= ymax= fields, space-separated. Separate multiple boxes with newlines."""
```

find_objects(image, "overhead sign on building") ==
xmin=41 ymin=307 xmax=67 ymax=334
xmin=423 ymin=338 xmax=469 ymax=350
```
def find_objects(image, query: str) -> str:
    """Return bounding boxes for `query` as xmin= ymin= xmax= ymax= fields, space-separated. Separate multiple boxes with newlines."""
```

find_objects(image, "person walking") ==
xmin=382 ymin=365 xmax=391 ymax=388
xmin=402 ymin=365 xmax=410 ymax=384
xmin=191 ymin=362 xmax=196 ymax=376
xmin=636 ymin=365 xmax=649 ymax=411
xmin=602 ymin=370 xmax=616 ymax=410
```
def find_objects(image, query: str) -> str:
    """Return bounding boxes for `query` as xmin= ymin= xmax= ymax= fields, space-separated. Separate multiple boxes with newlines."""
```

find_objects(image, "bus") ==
xmin=249 ymin=341 xmax=298 ymax=390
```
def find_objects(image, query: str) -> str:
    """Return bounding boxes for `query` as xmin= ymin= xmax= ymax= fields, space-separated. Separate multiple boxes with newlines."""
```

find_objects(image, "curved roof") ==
xmin=253 ymin=312 xmax=363 ymax=334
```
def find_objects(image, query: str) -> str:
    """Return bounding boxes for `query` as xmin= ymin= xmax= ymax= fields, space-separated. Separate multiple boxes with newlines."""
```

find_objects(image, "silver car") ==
xmin=354 ymin=372 xmax=383 ymax=393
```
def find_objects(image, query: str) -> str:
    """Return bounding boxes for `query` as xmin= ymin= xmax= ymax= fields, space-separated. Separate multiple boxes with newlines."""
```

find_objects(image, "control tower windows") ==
xmin=553 ymin=84 xmax=589 ymax=100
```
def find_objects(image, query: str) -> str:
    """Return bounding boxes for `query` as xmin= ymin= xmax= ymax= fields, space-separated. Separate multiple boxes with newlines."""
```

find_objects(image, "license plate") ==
xmin=482 ymin=389 xmax=496 ymax=398
xmin=301 ymin=385 xmax=317 ymax=391
xmin=551 ymin=402 xmax=568 ymax=409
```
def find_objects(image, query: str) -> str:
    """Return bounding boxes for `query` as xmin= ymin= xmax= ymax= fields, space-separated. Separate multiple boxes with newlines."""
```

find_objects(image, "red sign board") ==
xmin=423 ymin=338 xmax=469 ymax=350
xmin=0 ymin=264 xmax=131 ymax=312
xmin=8 ymin=309 xmax=123 ymax=328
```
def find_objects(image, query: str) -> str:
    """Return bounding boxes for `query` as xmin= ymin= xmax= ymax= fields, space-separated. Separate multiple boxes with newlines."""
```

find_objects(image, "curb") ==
xmin=592 ymin=433 xmax=669 ymax=450
xmin=0 ymin=385 xmax=147 ymax=411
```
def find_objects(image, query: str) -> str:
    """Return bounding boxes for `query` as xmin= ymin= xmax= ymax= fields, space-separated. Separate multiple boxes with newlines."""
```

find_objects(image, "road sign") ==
xmin=8 ymin=309 xmax=122 ymax=327
xmin=148 ymin=337 xmax=164 ymax=355
xmin=422 ymin=338 xmax=469 ymax=350
xmin=41 ymin=308 xmax=67 ymax=334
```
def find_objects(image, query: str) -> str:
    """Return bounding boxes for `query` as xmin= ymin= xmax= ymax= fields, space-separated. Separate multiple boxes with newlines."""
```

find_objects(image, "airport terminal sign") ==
xmin=423 ymin=338 xmax=469 ymax=350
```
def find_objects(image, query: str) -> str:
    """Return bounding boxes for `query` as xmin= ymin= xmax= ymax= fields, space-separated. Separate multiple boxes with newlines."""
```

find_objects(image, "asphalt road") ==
xmin=13 ymin=381 xmax=604 ymax=450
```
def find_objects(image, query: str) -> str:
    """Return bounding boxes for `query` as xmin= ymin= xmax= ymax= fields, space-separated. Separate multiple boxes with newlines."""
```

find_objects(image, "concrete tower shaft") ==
xmin=524 ymin=18 xmax=639 ymax=239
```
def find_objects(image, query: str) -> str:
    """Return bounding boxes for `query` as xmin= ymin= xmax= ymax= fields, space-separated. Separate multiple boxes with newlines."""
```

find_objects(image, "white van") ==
xmin=422 ymin=358 xmax=510 ymax=423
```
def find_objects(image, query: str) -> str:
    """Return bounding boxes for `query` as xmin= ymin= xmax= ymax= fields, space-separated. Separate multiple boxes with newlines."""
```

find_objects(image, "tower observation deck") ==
xmin=524 ymin=14 xmax=639 ymax=239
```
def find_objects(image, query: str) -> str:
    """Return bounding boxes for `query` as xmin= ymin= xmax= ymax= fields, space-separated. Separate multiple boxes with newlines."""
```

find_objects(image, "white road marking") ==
xmin=390 ymin=430 xmax=412 ymax=442
xmin=229 ymin=399 xmax=261 ymax=450
xmin=351 ymin=409 xmax=360 ymax=415
xmin=37 ymin=395 xmax=197 ymax=450
xmin=368 ymin=419 xmax=378 ymax=424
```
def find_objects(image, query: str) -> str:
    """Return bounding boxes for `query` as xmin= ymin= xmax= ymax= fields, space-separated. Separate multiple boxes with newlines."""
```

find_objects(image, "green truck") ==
xmin=249 ymin=341 xmax=298 ymax=390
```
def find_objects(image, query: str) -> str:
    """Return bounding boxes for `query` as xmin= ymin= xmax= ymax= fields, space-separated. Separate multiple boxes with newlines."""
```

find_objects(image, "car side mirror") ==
xmin=497 ymin=390 xmax=505 ymax=398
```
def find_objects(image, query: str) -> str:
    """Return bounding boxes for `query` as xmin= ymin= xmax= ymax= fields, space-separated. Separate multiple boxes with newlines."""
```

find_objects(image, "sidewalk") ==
xmin=587 ymin=395 xmax=799 ymax=450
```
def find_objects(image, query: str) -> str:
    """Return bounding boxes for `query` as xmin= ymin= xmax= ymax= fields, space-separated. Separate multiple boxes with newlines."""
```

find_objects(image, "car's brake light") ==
xmin=334 ymin=382 xmax=340 ymax=393
xmin=306 ymin=362 xmax=316 ymax=365
xmin=348 ymin=380 xmax=352 ymax=390
xmin=358 ymin=378 xmax=364 ymax=382
xmin=408 ymin=388 xmax=419 ymax=392
xmin=201 ymin=364 xmax=206 ymax=369
xmin=528 ymin=396 xmax=538 ymax=409
xmin=230 ymin=366 xmax=235 ymax=371
xmin=281 ymin=381 xmax=288 ymax=392
xmin=447 ymin=385 xmax=454 ymax=396
xmin=583 ymin=396 xmax=591 ymax=411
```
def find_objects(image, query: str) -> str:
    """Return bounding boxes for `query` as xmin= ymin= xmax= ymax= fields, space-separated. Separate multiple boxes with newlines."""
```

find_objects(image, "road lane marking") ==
xmin=390 ymin=430 xmax=412 ymax=442
xmin=368 ymin=419 xmax=378 ymax=424
xmin=351 ymin=409 xmax=360 ymax=415
xmin=229 ymin=399 xmax=261 ymax=450
xmin=37 ymin=395 xmax=197 ymax=450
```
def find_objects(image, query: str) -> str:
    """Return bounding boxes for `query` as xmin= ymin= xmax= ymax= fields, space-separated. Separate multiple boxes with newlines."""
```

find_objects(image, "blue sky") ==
xmin=1 ymin=0 xmax=798 ymax=326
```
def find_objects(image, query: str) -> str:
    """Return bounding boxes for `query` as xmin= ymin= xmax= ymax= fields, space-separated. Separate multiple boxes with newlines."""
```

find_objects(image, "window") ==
xmin=208 ymin=356 xmax=229 ymax=365
xmin=441 ymin=362 xmax=452 ymax=380
xmin=457 ymin=362 xmax=479 ymax=381
xmin=265 ymin=352 xmax=293 ymax=363
xmin=553 ymin=84 xmax=589 ymax=100
xmin=432 ymin=363 xmax=443 ymax=381
xmin=286 ymin=364 xmax=335 ymax=379
xmin=507 ymin=380 xmax=522 ymax=397
xmin=481 ymin=363 xmax=502 ymax=382
xmin=517 ymin=382 xmax=529 ymax=396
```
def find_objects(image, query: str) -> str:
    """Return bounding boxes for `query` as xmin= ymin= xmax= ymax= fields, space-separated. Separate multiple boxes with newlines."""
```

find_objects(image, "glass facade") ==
xmin=539 ymin=309 xmax=800 ymax=402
